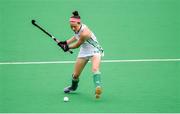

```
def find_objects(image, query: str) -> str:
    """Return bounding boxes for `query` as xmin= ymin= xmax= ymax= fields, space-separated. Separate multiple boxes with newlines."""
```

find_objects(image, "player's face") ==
xmin=70 ymin=22 xmax=80 ymax=33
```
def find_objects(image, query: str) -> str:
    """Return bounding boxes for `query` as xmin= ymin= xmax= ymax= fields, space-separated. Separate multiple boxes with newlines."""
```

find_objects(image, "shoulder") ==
xmin=80 ymin=24 xmax=91 ymax=38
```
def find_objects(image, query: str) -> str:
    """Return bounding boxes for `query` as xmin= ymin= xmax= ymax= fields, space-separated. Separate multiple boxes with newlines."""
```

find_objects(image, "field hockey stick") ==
xmin=31 ymin=20 xmax=73 ymax=54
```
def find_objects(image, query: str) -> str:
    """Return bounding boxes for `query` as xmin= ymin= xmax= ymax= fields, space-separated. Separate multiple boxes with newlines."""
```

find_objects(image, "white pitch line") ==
xmin=101 ymin=59 xmax=180 ymax=63
xmin=0 ymin=58 xmax=180 ymax=65
xmin=0 ymin=61 xmax=75 ymax=65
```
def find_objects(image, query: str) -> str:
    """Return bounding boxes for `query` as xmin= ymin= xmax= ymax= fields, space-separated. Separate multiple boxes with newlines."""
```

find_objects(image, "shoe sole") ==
xmin=95 ymin=86 xmax=102 ymax=99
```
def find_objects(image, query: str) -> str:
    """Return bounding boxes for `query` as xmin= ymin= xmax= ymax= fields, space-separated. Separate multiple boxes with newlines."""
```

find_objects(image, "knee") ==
xmin=92 ymin=67 xmax=100 ymax=74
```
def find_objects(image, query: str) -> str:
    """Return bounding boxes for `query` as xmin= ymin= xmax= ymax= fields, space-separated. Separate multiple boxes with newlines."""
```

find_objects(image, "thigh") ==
xmin=73 ymin=58 xmax=89 ymax=77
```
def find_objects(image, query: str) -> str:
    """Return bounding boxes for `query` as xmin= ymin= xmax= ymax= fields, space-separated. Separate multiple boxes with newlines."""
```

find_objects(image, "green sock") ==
xmin=93 ymin=71 xmax=101 ymax=87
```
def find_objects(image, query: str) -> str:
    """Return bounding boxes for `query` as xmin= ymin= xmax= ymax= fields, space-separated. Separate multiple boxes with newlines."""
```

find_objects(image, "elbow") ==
xmin=74 ymin=42 xmax=81 ymax=48
xmin=76 ymin=44 xmax=80 ymax=48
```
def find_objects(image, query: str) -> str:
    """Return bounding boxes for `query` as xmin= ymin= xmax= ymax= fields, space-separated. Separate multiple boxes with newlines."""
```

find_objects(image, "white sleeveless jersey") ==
xmin=74 ymin=24 xmax=104 ymax=57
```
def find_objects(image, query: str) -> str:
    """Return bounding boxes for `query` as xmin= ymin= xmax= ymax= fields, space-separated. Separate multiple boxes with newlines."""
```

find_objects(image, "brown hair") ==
xmin=71 ymin=11 xmax=81 ymax=24
xmin=71 ymin=11 xmax=80 ymax=19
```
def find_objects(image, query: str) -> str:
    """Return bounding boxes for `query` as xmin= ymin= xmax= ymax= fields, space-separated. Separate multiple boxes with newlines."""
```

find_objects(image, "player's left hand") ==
xmin=58 ymin=41 xmax=69 ymax=52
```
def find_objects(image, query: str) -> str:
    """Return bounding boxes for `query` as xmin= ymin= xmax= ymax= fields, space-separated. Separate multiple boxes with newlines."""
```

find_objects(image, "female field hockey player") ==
xmin=58 ymin=11 xmax=104 ymax=99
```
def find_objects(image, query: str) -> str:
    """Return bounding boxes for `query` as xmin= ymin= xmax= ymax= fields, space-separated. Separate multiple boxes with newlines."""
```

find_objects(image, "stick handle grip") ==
xmin=52 ymin=37 xmax=73 ymax=54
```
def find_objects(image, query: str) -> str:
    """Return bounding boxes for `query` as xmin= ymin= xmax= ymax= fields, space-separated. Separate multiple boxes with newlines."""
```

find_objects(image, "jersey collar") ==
xmin=75 ymin=24 xmax=82 ymax=34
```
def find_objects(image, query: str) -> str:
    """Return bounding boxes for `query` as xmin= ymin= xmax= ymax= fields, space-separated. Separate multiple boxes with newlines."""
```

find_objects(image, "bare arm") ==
xmin=69 ymin=37 xmax=85 ymax=49
xmin=66 ymin=36 xmax=77 ymax=45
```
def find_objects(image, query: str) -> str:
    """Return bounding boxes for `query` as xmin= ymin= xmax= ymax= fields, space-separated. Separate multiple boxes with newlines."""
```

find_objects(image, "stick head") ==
xmin=31 ymin=20 xmax=36 ymax=24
